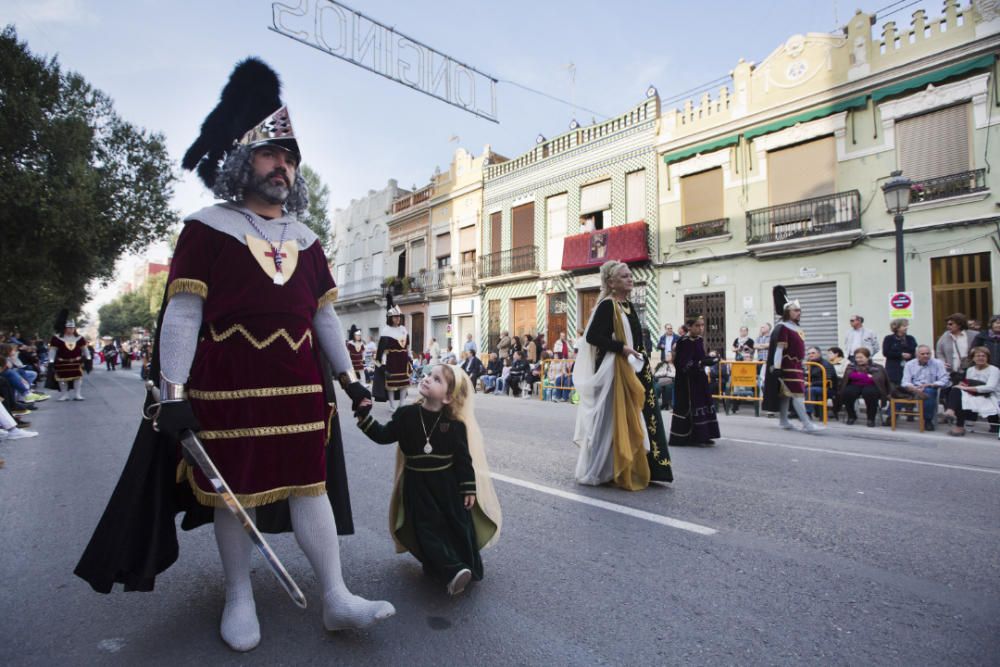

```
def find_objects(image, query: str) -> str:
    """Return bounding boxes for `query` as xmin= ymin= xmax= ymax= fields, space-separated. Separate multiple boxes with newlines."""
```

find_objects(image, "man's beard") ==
xmin=247 ymin=170 xmax=290 ymax=205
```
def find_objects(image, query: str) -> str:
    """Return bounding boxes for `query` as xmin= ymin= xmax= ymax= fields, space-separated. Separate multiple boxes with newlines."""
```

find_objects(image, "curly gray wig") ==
xmin=211 ymin=144 xmax=309 ymax=215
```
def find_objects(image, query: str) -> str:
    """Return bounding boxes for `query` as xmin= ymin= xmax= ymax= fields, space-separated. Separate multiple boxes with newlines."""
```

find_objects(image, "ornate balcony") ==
xmin=425 ymin=262 xmax=477 ymax=292
xmin=676 ymin=218 xmax=729 ymax=244
xmin=478 ymin=246 xmax=539 ymax=283
xmin=391 ymin=184 xmax=433 ymax=214
xmin=909 ymin=169 xmax=988 ymax=206
xmin=746 ymin=190 xmax=862 ymax=256
xmin=561 ymin=221 xmax=649 ymax=271
xmin=338 ymin=275 xmax=384 ymax=301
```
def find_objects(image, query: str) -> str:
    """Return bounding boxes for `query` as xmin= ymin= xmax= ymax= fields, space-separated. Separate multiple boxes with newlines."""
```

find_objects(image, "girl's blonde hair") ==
xmin=419 ymin=363 xmax=471 ymax=421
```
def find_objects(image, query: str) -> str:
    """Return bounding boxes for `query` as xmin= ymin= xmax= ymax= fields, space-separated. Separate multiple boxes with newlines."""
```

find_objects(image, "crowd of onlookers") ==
xmin=659 ymin=312 xmax=999 ymax=436
xmin=0 ymin=330 xmax=50 ymax=467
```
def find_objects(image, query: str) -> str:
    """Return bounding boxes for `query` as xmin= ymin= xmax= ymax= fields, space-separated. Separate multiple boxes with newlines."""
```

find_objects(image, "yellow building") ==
xmin=656 ymin=1 xmax=999 ymax=355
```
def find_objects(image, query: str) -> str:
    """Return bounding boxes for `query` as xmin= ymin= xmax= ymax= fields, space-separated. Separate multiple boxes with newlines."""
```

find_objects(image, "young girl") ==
xmin=357 ymin=365 xmax=501 ymax=595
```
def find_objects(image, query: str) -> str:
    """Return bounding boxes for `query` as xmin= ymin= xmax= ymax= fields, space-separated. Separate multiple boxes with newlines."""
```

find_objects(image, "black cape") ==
xmin=73 ymin=284 xmax=354 ymax=594
xmin=761 ymin=321 xmax=785 ymax=413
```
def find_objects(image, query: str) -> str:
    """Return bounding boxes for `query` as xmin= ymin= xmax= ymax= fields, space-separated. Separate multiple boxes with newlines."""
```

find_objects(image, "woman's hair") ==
xmin=597 ymin=260 xmax=628 ymax=301
xmin=946 ymin=313 xmax=968 ymax=330
xmin=684 ymin=316 xmax=703 ymax=329
xmin=828 ymin=346 xmax=844 ymax=358
xmin=854 ymin=346 xmax=872 ymax=360
xmin=969 ymin=345 xmax=991 ymax=363
xmin=989 ymin=315 xmax=1000 ymax=327
xmin=889 ymin=318 xmax=909 ymax=333
xmin=212 ymin=144 xmax=309 ymax=215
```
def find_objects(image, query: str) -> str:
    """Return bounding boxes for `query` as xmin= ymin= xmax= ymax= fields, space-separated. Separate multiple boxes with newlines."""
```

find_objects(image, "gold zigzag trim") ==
xmin=209 ymin=323 xmax=313 ymax=352
xmin=196 ymin=421 xmax=326 ymax=440
xmin=167 ymin=278 xmax=208 ymax=301
xmin=188 ymin=384 xmax=323 ymax=400
xmin=317 ymin=287 xmax=339 ymax=310
xmin=177 ymin=461 xmax=327 ymax=509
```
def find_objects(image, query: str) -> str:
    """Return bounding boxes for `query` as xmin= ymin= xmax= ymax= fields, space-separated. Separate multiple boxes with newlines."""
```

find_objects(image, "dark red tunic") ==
xmin=775 ymin=322 xmax=806 ymax=396
xmin=50 ymin=335 xmax=85 ymax=382
xmin=378 ymin=328 xmax=411 ymax=390
xmin=347 ymin=340 xmax=365 ymax=373
xmin=166 ymin=221 xmax=338 ymax=509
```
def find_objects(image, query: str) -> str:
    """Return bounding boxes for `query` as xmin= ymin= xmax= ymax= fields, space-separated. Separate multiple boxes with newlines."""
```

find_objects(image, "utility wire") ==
xmin=497 ymin=78 xmax=611 ymax=120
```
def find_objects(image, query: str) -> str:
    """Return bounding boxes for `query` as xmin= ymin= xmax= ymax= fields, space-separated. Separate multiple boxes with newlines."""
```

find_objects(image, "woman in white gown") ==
xmin=573 ymin=261 xmax=673 ymax=490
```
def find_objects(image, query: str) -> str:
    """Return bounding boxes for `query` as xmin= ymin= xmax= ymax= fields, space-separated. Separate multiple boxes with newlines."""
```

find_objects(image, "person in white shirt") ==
xmin=900 ymin=345 xmax=950 ymax=431
xmin=935 ymin=313 xmax=977 ymax=376
xmin=552 ymin=332 xmax=570 ymax=359
xmin=843 ymin=314 xmax=880 ymax=357
xmin=427 ymin=337 xmax=441 ymax=364
xmin=943 ymin=346 xmax=1000 ymax=436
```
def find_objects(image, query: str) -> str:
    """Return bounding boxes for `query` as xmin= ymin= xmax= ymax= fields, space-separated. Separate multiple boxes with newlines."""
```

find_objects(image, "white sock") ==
xmin=213 ymin=507 xmax=260 ymax=652
xmin=58 ymin=381 xmax=68 ymax=400
xmin=778 ymin=397 xmax=793 ymax=426
xmin=790 ymin=397 xmax=814 ymax=426
xmin=74 ymin=380 xmax=84 ymax=399
xmin=289 ymin=495 xmax=395 ymax=631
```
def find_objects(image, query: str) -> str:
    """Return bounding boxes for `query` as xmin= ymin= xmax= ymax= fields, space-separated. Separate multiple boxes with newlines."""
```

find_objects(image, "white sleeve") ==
xmin=159 ymin=293 xmax=204 ymax=384
xmin=48 ymin=347 xmax=56 ymax=363
xmin=314 ymin=304 xmax=353 ymax=376
xmin=772 ymin=345 xmax=783 ymax=369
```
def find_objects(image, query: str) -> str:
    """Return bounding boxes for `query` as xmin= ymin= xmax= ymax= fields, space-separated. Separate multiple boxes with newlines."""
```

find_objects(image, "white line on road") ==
xmin=724 ymin=437 xmax=1000 ymax=475
xmin=491 ymin=472 xmax=718 ymax=536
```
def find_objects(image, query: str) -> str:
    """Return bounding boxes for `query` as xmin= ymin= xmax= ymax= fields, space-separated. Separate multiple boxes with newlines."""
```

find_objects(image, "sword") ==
xmin=178 ymin=429 xmax=308 ymax=609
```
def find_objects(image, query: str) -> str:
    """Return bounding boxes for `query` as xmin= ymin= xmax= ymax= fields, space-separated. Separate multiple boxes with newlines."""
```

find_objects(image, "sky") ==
xmin=5 ymin=0 xmax=946 ymax=311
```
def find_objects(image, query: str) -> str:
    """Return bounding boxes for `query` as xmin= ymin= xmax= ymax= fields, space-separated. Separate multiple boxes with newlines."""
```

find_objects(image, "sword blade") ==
xmin=180 ymin=429 xmax=307 ymax=609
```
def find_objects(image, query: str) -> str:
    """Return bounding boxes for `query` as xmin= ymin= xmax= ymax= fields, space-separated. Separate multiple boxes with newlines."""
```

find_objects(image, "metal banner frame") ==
xmin=271 ymin=0 xmax=499 ymax=123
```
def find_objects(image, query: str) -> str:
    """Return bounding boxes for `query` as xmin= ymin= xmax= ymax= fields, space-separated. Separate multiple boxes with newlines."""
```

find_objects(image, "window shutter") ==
xmin=435 ymin=232 xmax=451 ymax=258
xmin=512 ymin=202 xmax=534 ymax=249
xmin=459 ymin=225 xmax=476 ymax=253
xmin=767 ymin=135 xmax=836 ymax=205
xmin=681 ymin=167 xmax=724 ymax=224
xmin=896 ymin=103 xmax=971 ymax=181
xmin=580 ymin=180 xmax=612 ymax=214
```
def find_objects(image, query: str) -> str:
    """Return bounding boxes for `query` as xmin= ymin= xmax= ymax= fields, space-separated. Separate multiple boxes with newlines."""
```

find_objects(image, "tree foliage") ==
xmin=97 ymin=271 xmax=167 ymax=338
xmin=0 ymin=26 xmax=178 ymax=334
xmin=298 ymin=164 xmax=332 ymax=255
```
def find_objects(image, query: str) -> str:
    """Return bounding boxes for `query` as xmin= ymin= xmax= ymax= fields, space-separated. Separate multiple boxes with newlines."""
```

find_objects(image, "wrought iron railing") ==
xmin=676 ymin=218 xmax=729 ymax=243
xmin=478 ymin=246 xmax=539 ymax=279
xmin=426 ymin=262 xmax=477 ymax=291
xmin=383 ymin=271 xmax=425 ymax=297
xmin=746 ymin=190 xmax=861 ymax=245
xmin=910 ymin=169 xmax=987 ymax=203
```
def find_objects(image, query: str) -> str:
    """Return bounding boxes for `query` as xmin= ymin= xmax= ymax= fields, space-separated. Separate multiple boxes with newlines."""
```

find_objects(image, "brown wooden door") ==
xmin=931 ymin=252 xmax=993 ymax=341
xmin=547 ymin=293 xmax=567 ymax=351
xmin=512 ymin=297 xmax=536 ymax=339
xmin=579 ymin=289 xmax=600 ymax=333
xmin=410 ymin=312 xmax=424 ymax=356
xmin=512 ymin=202 xmax=534 ymax=250
xmin=684 ymin=292 xmax=726 ymax=357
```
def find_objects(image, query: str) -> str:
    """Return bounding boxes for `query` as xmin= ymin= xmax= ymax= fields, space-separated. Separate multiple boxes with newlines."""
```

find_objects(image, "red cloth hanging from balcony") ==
xmin=561 ymin=221 xmax=649 ymax=271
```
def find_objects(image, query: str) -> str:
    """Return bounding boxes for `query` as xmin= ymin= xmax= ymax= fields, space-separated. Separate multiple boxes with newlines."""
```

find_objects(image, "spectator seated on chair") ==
xmin=653 ymin=353 xmax=675 ymax=411
xmin=459 ymin=350 xmax=484 ymax=390
xmin=838 ymin=347 xmax=890 ymax=427
xmin=507 ymin=352 xmax=530 ymax=397
xmin=554 ymin=360 xmax=574 ymax=402
xmin=943 ymin=346 xmax=1000 ymax=436
xmin=495 ymin=358 xmax=512 ymax=395
xmin=899 ymin=345 xmax=949 ymax=431
xmin=481 ymin=353 xmax=503 ymax=394
xmin=805 ymin=347 xmax=837 ymax=418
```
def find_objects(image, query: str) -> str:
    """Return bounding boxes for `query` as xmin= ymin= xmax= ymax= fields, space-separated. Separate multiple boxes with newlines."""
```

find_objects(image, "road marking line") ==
xmin=491 ymin=472 xmax=718 ymax=536
xmin=724 ymin=437 xmax=1000 ymax=475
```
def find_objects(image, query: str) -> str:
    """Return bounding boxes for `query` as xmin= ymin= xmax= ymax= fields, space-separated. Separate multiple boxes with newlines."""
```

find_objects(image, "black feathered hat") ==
xmin=772 ymin=285 xmax=800 ymax=316
xmin=54 ymin=308 xmax=76 ymax=332
xmin=182 ymin=57 xmax=301 ymax=189
xmin=385 ymin=292 xmax=402 ymax=321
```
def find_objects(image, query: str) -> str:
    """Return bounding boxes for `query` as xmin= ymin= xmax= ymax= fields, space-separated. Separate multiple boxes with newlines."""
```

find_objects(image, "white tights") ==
xmin=779 ymin=396 xmax=814 ymax=427
xmin=213 ymin=495 xmax=395 ymax=651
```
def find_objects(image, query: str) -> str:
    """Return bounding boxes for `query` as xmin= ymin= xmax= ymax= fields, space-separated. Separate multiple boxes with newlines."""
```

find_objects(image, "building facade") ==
xmin=480 ymin=96 xmax=662 ymax=354
xmin=386 ymin=148 xmax=498 ymax=357
xmin=331 ymin=179 xmax=406 ymax=340
xmin=656 ymin=1 xmax=1000 ymax=355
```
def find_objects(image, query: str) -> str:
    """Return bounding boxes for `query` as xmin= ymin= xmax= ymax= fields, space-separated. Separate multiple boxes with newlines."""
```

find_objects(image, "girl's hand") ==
xmin=622 ymin=346 xmax=642 ymax=359
xmin=463 ymin=494 xmax=476 ymax=510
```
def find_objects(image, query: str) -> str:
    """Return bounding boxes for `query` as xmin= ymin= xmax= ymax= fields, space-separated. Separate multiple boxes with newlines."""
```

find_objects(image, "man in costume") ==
xmin=375 ymin=294 xmax=411 ymax=409
xmin=48 ymin=311 xmax=91 ymax=401
xmin=75 ymin=58 xmax=394 ymax=651
xmin=762 ymin=286 xmax=824 ymax=434
xmin=347 ymin=329 xmax=366 ymax=381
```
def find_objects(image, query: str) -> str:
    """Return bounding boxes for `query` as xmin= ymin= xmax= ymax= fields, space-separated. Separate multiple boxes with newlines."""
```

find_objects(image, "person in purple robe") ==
xmin=668 ymin=316 xmax=721 ymax=447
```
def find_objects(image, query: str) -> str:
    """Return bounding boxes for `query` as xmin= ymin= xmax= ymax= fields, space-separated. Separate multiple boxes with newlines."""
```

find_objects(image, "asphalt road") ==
xmin=1 ymin=368 xmax=998 ymax=666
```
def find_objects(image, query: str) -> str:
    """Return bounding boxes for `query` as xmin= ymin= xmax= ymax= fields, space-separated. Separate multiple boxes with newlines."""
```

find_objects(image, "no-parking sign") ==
xmin=889 ymin=292 xmax=913 ymax=319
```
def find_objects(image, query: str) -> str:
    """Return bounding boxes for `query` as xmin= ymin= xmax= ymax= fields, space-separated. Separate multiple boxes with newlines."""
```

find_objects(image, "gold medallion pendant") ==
xmin=246 ymin=235 xmax=299 ymax=286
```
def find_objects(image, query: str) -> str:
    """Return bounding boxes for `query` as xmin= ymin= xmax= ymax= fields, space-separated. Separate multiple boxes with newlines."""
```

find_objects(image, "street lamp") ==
xmin=441 ymin=267 xmax=456 ymax=354
xmin=881 ymin=170 xmax=912 ymax=292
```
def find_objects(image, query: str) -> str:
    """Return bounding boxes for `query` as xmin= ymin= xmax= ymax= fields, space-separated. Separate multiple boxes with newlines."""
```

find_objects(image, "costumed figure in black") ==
xmin=47 ymin=311 xmax=91 ymax=401
xmin=357 ymin=364 xmax=501 ymax=595
xmin=668 ymin=316 xmax=721 ymax=446
xmin=573 ymin=261 xmax=673 ymax=490
xmin=74 ymin=58 xmax=394 ymax=652
xmin=762 ymin=286 xmax=825 ymax=433
xmin=375 ymin=293 xmax=411 ymax=409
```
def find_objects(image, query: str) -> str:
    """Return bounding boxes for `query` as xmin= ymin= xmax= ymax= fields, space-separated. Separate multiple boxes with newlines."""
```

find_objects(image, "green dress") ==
xmin=360 ymin=405 xmax=483 ymax=583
